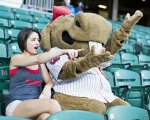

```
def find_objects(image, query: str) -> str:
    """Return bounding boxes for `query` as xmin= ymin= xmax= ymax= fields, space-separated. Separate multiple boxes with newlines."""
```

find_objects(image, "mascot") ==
xmin=40 ymin=6 xmax=143 ymax=114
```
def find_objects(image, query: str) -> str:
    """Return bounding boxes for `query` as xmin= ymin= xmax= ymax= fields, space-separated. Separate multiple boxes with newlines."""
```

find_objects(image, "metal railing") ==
xmin=24 ymin=0 xmax=54 ymax=12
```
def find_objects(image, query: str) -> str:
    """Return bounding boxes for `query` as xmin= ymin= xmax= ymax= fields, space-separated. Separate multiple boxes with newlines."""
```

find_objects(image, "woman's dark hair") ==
xmin=18 ymin=28 xmax=41 ymax=52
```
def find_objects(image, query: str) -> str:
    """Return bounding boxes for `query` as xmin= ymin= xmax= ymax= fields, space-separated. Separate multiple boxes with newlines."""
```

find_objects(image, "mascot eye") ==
xmin=75 ymin=21 xmax=81 ymax=28
xmin=102 ymin=43 xmax=104 ymax=46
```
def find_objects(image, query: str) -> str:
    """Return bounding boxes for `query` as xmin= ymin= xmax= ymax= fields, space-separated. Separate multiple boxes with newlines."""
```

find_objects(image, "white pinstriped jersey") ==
xmin=46 ymin=47 xmax=118 ymax=103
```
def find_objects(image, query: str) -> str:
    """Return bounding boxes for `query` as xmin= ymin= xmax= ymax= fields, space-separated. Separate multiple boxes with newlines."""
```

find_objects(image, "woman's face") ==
xmin=25 ymin=32 xmax=40 ymax=55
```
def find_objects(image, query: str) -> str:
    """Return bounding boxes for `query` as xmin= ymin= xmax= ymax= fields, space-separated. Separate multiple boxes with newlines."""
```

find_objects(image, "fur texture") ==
xmin=41 ymin=10 xmax=143 ymax=114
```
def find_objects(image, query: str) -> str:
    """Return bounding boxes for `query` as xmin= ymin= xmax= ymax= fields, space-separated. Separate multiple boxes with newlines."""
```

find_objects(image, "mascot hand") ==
xmin=106 ymin=10 xmax=143 ymax=55
xmin=121 ymin=10 xmax=143 ymax=33
xmin=78 ymin=46 xmax=113 ymax=70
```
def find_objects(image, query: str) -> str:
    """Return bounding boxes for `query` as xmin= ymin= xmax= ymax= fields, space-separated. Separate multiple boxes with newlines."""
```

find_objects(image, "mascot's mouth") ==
xmin=89 ymin=41 xmax=103 ymax=54
xmin=62 ymin=31 xmax=75 ymax=45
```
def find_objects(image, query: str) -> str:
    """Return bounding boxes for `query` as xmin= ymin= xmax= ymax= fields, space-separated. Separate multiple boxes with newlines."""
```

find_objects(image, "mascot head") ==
xmin=41 ymin=6 xmax=112 ymax=57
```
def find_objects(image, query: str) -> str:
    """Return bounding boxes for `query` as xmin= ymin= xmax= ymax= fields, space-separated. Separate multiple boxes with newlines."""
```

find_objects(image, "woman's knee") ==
xmin=46 ymin=99 xmax=61 ymax=113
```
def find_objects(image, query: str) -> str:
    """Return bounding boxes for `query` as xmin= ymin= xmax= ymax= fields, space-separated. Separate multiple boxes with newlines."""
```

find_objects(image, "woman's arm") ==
xmin=10 ymin=49 xmax=83 ymax=68
xmin=39 ymin=64 xmax=53 ymax=99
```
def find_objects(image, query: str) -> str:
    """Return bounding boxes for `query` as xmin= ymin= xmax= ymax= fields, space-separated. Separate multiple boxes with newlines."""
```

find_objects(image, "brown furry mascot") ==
xmin=40 ymin=7 xmax=143 ymax=114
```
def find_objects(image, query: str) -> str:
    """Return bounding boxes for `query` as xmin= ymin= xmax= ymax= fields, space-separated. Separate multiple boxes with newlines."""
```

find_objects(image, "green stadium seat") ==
xmin=120 ymin=44 xmax=134 ymax=53
xmin=127 ymin=38 xmax=137 ymax=45
xmin=47 ymin=110 xmax=105 ymax=120
xmin=115 ymin=69 xmax=144 ymax=107
xmin=0 ymin=116 xmax=31 ymax=120
xmin=0 ymin=66 xmax=10 ymax=115
xmin=7 ymin=29 xmax=20 ymax=41
xmin=0 ymin=28 xmax=9 ymax=43
xmin=30 ymin=11 xmax=46 ymax=17
xmin=121 ymin=52 xmax=138 ymax=65
xmin=0 ymin=11 xmax=14 ymax=19
xmin=9 ymin=20 xmax=32 ymax=29
xmin=103 ymin=70 xmax=119 ymax=95
xmin=0 ymin=18 xmax=9 ymax=28
xmin=8 ymin=42 xmax=22 ymax=57
xmin=105 ymin=53 xmax=126 ymax=72
xmin=0 ymin=43 xmax=7 ymax=57
xmin=45 ymin=13 xmax=53 ymax=20
xmin=106 ymin=106 xmax=149 ymax=120
xmin=138 ymin=54 xmax=150 ymax=67
xmin=33 ymin=16 xmax=50 ymax=23
xmin=0 ymin=5 xmax=12 ymax=12
xmin=121 ymin=52 xmax=145 ymax=72
xmin=15 ymin=13 xmax=33 ymax=22
xmin=140 ymin=70 xmax=150 ymax=111
xmin=32 ymin=23 xmax=47 ymax=31
xmin=12 ymin=8 xmax=29 ymax=15
xmin=0 ymin=58 xmax=10 ymax=67
xmin=114 ymin=69 xmax=144 ymax=108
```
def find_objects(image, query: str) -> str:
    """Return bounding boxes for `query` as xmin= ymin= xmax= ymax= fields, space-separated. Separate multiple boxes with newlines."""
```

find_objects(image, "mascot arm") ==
xmin=105 ymin=10 xmax=143 ymax=55
xmin=58 ymin=47 xmax=113 ymax=80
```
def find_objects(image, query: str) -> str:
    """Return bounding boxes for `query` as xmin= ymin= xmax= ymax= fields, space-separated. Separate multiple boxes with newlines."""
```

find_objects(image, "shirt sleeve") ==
xmin=46 ymin=47 xmax=70 ymax=82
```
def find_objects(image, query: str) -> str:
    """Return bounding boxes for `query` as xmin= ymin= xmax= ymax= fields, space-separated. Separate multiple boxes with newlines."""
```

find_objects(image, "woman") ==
xmin=6 ymin=28 xmax=83 ymax=120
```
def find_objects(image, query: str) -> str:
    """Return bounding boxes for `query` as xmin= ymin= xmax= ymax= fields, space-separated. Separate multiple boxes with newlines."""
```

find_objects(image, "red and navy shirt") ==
xmin=7 ymin=65 xmax=43 ymax=105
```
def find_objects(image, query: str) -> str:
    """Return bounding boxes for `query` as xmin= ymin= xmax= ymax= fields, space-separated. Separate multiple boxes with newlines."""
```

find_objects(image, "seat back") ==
xmin=121 ymin=52 xmax=138 ymax=65
xmin=114 ymin=69 xmax=141 ymax=87
xmin=0 ymin=66 xmax=10 ymax=115
xmin=106 ymin=106 xmax=149 ymax=120
xmin=138 ymin=55 xmax=150 ymax=66
xmin=114 ymin=69 xmax=143 ymax=107
xmin=47 ymin=110 xmax=105 ymax=120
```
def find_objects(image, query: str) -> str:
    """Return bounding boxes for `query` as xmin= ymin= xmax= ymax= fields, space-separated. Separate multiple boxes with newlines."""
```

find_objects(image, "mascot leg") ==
xmin=53 ymin=93 xmax=106 ymax=114
xmin=105 ymin=98 xmax=130 ymax=110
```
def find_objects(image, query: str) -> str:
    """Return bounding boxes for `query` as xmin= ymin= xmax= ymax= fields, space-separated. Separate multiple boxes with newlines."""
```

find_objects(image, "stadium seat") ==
xmin=121 ymin=52 xmax=138 ymax=65
xmin=114 ymin=69 xmax=144 ymax=108
xmin=0 ymin=18 xmax=9 ymax=28
xmin=0 ymin=43 xmax=7 ymax=58
xmin=30 ymin=11 xmax=46 ymax=17
xmin=103 ymin=70 xmax=119 ymax=95
xmin=47 ymin=110 xmax=105 ymax=120
xmin=32 ymin=23 xmax=47 ymax=32
xmin=15 ymin=13 xmax=33 ymax=22
xmin=33 ymin=16 xmax=50 ymax=23
xmin=0 ymin=116 xmax=31 ymax=120
xmin=105 ymin=53 xmax=126 ymax=72
xmin=0 ymin=28 xmax=9 ymax=43
xmin=120 ymin=44 xmax=134 ymax=53
xmin=45 ymin=13 xmax=53 ymax=20
xmin=9 ymin=20 xmax=32 ymax=29
xmin=7 ymin=29 xmax=20 ymax=41
xmin=121 ymin=52 xmax=145 ymax=72
xmin=0 ymin=11 xmax=14 ymax=19
xmin=106 ymin=105 xmax=149 ymax=120
xmin=0 ymin=66 xmax=10 ymax=115
xmin=140 ymin=70 xmax=150 ymax=111
xmin=8 ymin=42 xmax=22 ymax=57
xmin=12 ymin=8 xmax=29 ymax=15
xmin=138 ymin=54 xmax=150 ymax=67
xmin=0 ymin=5 xmax=12 ymax=12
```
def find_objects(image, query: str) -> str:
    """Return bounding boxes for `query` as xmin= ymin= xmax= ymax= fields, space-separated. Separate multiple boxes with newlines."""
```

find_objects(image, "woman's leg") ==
xmin=13 ymin=99 xmax=61 ymax=119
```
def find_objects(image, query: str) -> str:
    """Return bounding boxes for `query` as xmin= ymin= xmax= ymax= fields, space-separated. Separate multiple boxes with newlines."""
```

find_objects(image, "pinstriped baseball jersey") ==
xmin=46 ymin=47 xmax=118 ymax=103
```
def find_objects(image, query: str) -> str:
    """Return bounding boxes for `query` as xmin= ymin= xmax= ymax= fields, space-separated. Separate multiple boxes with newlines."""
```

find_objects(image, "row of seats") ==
xmin=0 ymin=106 xmax=149 ymax=120
xmin=0 ymin=5 xmax=52 ymax=22
xmin=104 ymin=69 xmax=150 ymax=109
xmin=0 ymin=19 xmax=48 ymax=32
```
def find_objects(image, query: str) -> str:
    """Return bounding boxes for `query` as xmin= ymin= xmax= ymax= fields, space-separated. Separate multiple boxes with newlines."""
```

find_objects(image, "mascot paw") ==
xmin=122 ymin=10 xmax=143 ymax=31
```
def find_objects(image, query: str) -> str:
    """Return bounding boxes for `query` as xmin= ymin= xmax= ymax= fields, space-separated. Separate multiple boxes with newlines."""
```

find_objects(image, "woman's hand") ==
xmin=62 ymin=49 xmax=84 ymax=59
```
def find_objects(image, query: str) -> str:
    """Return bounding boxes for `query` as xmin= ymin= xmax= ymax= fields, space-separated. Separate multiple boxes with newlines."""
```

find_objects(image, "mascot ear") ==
xmin=40 ymin=24 xmax=52 ymax=52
